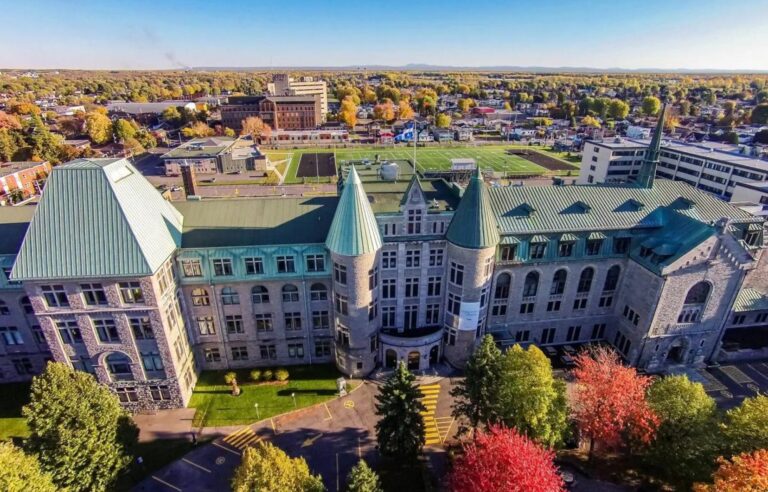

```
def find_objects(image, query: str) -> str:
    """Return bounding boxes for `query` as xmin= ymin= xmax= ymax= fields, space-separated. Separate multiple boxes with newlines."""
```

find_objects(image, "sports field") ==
xmin=264 ymin=145 xmax=579 ymax=184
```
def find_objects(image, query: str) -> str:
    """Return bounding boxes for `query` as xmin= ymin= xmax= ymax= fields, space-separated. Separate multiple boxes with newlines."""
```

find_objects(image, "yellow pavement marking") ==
xmin=419 ymin=384 xmax=441 ymax=390
xmin=223 ymin=427 xmax=251 ymax=442
xmin=270 ymin=418 xmax=276 ymax=432
xmin=212 ymin=441 xmax=242 ymax=456
xmin=152 ymin=475 xmax=182 ymax=491
xmin=226 ymin=428 xmax=263 ymax=449
xmin=181 ymin=458 xmax=211 ymax=473
xmin=323 ymin=402 xmax=333 ymax=421
xmin=344 ymin=400 xmax=355 ymax=409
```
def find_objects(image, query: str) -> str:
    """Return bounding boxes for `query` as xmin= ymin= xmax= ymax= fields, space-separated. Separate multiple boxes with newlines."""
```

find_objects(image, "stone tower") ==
xmin=325 ymin=166 xmax=382 ymax=377
xmin=443 ymin=168 xmax=500 ymax=366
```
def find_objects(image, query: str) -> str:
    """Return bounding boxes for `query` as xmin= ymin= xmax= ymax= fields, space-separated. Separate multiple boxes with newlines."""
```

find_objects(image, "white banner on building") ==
xmin=458 ymin=301 xmax=481 ymax=331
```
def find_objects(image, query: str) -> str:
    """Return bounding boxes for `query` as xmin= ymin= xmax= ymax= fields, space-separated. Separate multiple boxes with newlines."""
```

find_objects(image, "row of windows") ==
xmin=507 ymin=237 xmax=630 ymax=262
xmin=55 ymin=316 xmax=156 ymax=345
xmin=380 ymin=248 xmax=444 ymax=269
xmin=203 ymin=340 xmax=327 ymax=363
xmin=40 ymin=283 xmax=144 ymax=309
xmin=191 ymin=284 xmax=329 ymax=307
xmin=182 ymin=254 xmax=326 ymax=278
xmin=196 ymin=311 xmax=331 ymax=335
xmin=115 ymin=385 xmax=172 ymax=403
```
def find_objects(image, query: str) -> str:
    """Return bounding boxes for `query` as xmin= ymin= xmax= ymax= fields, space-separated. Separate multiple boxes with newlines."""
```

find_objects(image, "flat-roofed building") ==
xmin=268 ymin=74 xmax=328 ymax=121
xmin=579 ymin=137 xmax=768 ymax=200
xmin=221 ymin=95 xmax=321 ymax=132
xmin=161 ymin=137 xmax=270 ymax=176
xmin=0 ymin=161 xmax=51 ymax=205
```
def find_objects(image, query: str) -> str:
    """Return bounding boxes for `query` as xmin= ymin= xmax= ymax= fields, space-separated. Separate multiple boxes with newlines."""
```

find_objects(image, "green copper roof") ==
xmin=733 ymin=288 xmax=768 ymax=312
xmin=635 ymin=103 xmax=667 ymax=188
xmin=12 ymin=158 xmax=183 ymax=280
xmin=490 ymin=180 xmax=758 ymax=236
xmin=446 ymin=170 xmax=500 ymax=249
xmin=325 ymin=166 xmax=382 ymax=256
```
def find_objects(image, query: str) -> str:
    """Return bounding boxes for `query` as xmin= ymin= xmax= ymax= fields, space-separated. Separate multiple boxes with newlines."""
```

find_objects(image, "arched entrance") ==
xmin=429 ymin=345 xmax=439 ymax=366
xmin=407 ymin=351 xmax=420 ymax=371
xmin=666 ymin=338 xmax=688 ymax=364
xmin=385 ymin=349 xmax=397 ymax=369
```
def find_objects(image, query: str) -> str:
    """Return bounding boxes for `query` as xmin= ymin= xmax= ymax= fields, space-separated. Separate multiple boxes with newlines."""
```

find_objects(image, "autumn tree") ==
xmin=23 ymin=362 xmax=138 ymax=492
xmin=397 ymin=100 xmax=415 ymax=120
xmin=645 ymin=375 xmax=720 ymax=486
xmin=571 ymin=347 xmax=659 ymax=459
xmin=162 ymin=106 xmax=182 ymax=125
xmin=498 ymin=345 xmax=568 ymax=448
xmin=693 ymin=449 xmax=768 ymax=492
xmin=373 ymin=99 xmax=395 ymax=122
xmin=375 ymin=362 xmax=425 ymax=461
xmin=241 ymin=116 xmax=272 ymax=141
xmin=607 ymin=99 xmax=630 ymax=119
xmin=581 ymin=115 xmax=601 ymax=128
xmin=112 ymin=118 xmax=137 ymax=142
xmin=641 ymin=96 xmax=662 ymax=116
xmin=0 ymin=442 xmax=56 ymax=492
xmin=448 ymin=425 xmax=565 ymax=492
xmin=346 ymin=459 xmax=382 ymax=492
xmin=435 ymin=113 xmax=451 ymax=128
xmin=457 ymin=98 xmax=475 ymax=113
xmin=85 ymin=109 xmax=112 ymax=144
xmin=232 ymin=442 xmax=325 ymax=492
xmin=339 ymin=96 xmax=358 ymax=128
xmin=451 ymin=335 xmax=503 ymax=430
xmin=181 ymin=121 xmax=215 ymax=138
xmin=723 ymin=395 xmax=768 ymax=455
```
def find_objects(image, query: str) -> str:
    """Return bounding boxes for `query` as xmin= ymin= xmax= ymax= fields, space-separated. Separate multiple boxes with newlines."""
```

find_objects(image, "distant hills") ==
xmin=192 ymin=63 xmax=768 ymax=74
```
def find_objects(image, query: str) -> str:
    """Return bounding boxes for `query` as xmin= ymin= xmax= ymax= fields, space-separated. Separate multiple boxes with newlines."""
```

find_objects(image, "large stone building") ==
xmin=268 ymin=74 xmax=328 ymax=121
xmin=220 ymin=95 xmax=322 ymax=132
xmin=1 ymin=112 xmax=767 ymax=410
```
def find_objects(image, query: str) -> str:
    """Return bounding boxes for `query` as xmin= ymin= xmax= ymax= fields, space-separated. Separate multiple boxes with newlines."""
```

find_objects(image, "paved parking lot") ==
xmin=675 ymin=360 xmax=768 ymax=409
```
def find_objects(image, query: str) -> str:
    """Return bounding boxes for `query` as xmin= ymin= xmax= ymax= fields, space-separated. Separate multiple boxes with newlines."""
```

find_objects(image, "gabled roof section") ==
xmin=733 ymin=288 xmax=768 ymax=312
xmin=446 ymin=170 xmax=500 ymax=249
xmin=562 ymin=201 xmax=591 ymax=214
xmin=12 ymin=158 xmax=183 ymax=280
xmin=400 ymin=174 xmax=427 ymax=207
xmin=325 ymin=166 xmax=382 ymax=256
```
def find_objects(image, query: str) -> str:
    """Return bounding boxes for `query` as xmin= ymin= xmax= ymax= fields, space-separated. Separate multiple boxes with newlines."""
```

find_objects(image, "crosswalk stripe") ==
xmin=419 ymin=384 xmax=441 ymax=390
xmin=228 ymin=430 xmax=256 ymax=448
xmin=419 ymin=389 xmax=440 ymax=395
xmin=223 ymin=427 xmax=252 ymax=443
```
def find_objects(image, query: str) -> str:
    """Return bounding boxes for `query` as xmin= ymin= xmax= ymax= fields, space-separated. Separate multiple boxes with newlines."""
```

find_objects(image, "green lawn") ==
xmin=0 ymin=382 xmax=31 ymax=442
xmin=264 ymin=145 xmax=579 ymax=184
xmin=188 ymin=364 xmax=345 ymax=428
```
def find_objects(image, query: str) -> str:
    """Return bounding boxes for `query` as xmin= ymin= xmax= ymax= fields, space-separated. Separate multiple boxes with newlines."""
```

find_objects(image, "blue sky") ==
xmin=1 ymin=0 xmax=766 ymax=70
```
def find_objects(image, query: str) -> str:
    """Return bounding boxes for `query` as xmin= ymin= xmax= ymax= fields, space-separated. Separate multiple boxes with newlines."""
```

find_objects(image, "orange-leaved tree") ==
xmin=693 ymin=449 xmax=768 ymax=492
xmin=571 ymin=346 xmax=659 ymax=459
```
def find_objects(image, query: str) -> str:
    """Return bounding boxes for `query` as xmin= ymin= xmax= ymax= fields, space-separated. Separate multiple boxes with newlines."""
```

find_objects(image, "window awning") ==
xmin=588 ymin=231 xmax=607 ymax=240
xmin=529 ymin=235 xmax=549 ymax=243
xmin=500 ymin=236 xmax=521 ymax=245
xmin=559 ymin=233 xmax=578 ymax=242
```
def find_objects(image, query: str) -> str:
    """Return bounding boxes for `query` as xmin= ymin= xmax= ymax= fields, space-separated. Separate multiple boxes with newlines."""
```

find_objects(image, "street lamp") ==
xmin=291 ymin=392 xmax=296 ymax=408
xmin=254 ymin=402 xmax=260 ymax=420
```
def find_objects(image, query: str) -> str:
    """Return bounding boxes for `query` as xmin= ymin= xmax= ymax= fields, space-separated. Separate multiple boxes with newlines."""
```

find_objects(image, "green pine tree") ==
xmin=23 ymin=362 xmax=139 ymax=492
xmin=375 ymin=362 xmax=425 ymax=461
xmin=346 ymin=459 xmax=382 ymax=492
xmin=450 ymin=335 xmax=504 ymax=431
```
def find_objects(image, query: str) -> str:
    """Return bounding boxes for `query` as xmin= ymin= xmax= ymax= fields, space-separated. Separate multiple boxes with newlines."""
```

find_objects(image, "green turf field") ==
xmin=264 ymin=145 xmax=579 ymax=184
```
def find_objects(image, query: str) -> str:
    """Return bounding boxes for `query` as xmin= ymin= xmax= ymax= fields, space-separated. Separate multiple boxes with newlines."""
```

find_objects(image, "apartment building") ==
xmin=220 ymin=95 xmax=322 ymax=132
xmin=0 ymin=161 xmax=51 ymax=205
xmin=268 ymin=74 xmax=328 ymax=121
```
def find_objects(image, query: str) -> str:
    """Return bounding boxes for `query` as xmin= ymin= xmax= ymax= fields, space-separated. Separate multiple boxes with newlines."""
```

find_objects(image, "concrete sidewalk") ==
xmin=133 ymin=408 xmax=196 ymax=442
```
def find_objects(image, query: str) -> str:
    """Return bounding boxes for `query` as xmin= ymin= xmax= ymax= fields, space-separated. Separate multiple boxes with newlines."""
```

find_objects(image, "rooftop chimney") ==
xmin=180 ymin=163 xmax=197 ymax=197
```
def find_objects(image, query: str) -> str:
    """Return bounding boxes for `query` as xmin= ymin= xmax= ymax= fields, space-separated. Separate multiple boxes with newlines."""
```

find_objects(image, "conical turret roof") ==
xmin=325 ymin=166 xmax=382 ymax=256
xmin=446 ymin=169 xmax=500 ymax=249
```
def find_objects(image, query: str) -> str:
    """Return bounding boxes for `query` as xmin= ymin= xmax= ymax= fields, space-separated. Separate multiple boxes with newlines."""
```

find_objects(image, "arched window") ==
xmin=282 ymin=284 xmax=299 ymax=303
xmin=494 ymin=273 xmax=511 ymax=299
xmin=251 ymin=285 xmax=269 ymax=304
xmin=105 ymin=353 xmax=133 ymax=381
xmin=603 ymin=265 xmax=621 ymax=292
xmin=0 ymin=299 xmax=8 ymax=315
xmin=191 ymin=288 xmax=210 ymax=306
xmin=523 ymin=272 xmax=539 ymax=297
xmin=678 ymin=282 xmax=711 ymax=323
xmin=20 ymin=296 xmax=33 ymax=314
xmin=684 ymin=282 xmax=711 ymax=305
xmin=577 ymin=267 xmax=594 ymax=293
xmin=221 ymin=287 xmax=239 ymax=305
xmin=550 ymin=269 xmax=567 ymax=295
xmin=310 ymin=283 xmax=328 ymax=301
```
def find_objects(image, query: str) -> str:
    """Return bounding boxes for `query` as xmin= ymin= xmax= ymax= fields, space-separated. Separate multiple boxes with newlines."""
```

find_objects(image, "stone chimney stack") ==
xmin=180 ymin=163 xmax=197 ymax=197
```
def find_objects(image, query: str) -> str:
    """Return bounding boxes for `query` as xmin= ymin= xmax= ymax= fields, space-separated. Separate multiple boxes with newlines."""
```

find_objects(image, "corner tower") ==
xmin=443 ymin=169 xmax=500 ymax=366
xmin=325 ymin=166 xmax=382 ymax=376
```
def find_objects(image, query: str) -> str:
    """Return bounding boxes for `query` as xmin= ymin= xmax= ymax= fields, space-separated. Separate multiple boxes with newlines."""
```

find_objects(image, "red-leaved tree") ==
xmin=571 ymin=347 xmax=659 ymax=458
xmin=449 ymin=425 xmax=565 ymax=492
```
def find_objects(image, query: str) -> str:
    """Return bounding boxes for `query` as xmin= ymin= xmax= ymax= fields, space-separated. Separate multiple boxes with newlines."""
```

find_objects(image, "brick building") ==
xmin=220 ymin=95 xmax=322 ymax=132
xmin=0 ymin=161 xmax=51 ymax=205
